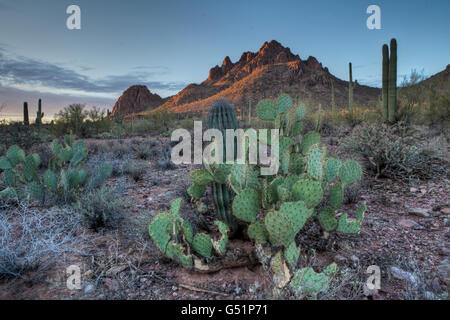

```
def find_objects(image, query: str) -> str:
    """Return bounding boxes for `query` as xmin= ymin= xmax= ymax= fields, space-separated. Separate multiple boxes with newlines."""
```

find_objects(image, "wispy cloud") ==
xmin=0 ymin=47 xmax=185 ymax=96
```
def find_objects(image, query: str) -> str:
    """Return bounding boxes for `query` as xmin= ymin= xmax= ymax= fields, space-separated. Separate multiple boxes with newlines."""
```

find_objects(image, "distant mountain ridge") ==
xmin=148 ymin=40 xmax=380 ymax=114
xmin=112 ymin=41 xmax=448 ymax=117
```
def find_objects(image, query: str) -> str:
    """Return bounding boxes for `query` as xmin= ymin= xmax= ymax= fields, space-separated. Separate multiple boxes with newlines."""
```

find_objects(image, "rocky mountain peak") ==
xmin=222 ymin=56 xmax=234 ymax=73
xmin=111 ymin=85 xmax=163 ymax=117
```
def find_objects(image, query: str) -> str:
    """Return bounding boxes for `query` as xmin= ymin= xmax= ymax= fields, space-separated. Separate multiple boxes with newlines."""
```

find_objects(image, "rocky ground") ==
xmin=0 ymin=135 xmax=449 ymax=300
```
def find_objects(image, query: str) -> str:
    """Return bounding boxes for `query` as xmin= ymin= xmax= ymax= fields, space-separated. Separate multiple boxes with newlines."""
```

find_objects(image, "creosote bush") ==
xmin=74 ymin=185 xmax=126 ymax=231
xmin=340 ymin=122 xmax=446 ymax=180
xmin=126 ymin=162 xmax=146 ymax=182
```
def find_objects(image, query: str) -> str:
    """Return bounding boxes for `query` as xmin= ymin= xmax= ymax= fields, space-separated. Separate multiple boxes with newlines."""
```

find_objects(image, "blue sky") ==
xmin=0 ymin=0 xmax=449 ymax=118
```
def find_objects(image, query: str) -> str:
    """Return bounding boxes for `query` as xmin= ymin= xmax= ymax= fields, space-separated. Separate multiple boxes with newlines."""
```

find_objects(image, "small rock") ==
xmin=350 ymin=255 xmax=360 ymax=264
xmin=443 ymin=278 xmax=450 ymax=287
xmin=105 ymin=265 xmax=127 ymax=276
xmin=196 ymin=202 xmax=208 ymax=214
xmin=410 ymin=187 xmax=418 ymax=193
xmin=408 ymin=208 xmax=430 ymax=218
xmin=390 ymin=266 xmax=419 ymax=288
xmin=334 ymin=254 xmax=347 ymax=264
xmin=104 ymin=278 xmax=120 ymax=291
xmin=441 ymin=207 xmax=450 ymax=215
xmin=424 ymin=291 xmax=437 ymax=300
xmin=439 ymin=248 xmax=450 ymax=256
xmin=84 ymin=270 xmax=94 ymax=279
xmin=437 ymin=258 xmax=450 ymax=282
xmin=84 ymin=284 xmax=94 ymax=294
xmin=432 ymin=277 xmax=442 ymax=293
xmin=398 ymin=219 xmax=418 ymax=228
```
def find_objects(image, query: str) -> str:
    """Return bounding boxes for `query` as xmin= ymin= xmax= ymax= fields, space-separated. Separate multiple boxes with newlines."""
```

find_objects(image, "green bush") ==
xmin=74 ymin=186 xmax=126 ymax=230
xmin=126 ymin=162 xmax=146 ymax=182
xmin=53 ymin=104 xmax=111 ymax=137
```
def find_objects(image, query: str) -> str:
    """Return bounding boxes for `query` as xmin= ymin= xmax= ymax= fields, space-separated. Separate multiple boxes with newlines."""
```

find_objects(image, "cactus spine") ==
xmin=388 ymin=39 xmax=397 ymax=123
xmin=23 ymin=102 xmax=29 ymax=126
xmin=206 ymin=100 xmax=239 ymax=231
xmin=348 ymin=63 xmax=354 ymax=116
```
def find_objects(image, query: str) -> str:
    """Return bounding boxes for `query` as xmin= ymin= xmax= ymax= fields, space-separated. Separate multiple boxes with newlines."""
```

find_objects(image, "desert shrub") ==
xmin=86 ymin=152 xmax=128 ymax=178
xmin=0 ymin=122 xmax=50 ymax=150
xmin=0 ymin=204 xmax=90 ymax=278
xmin=340 ymin=122 xmax=445 ymax=180
xmin=53 ymin=105 xmax=111 ymax=137
xmin=110 ymin=142 xmax=130 ymax=159
xmin=124 ymin=119 xmax=153 ymax=136
xmin=132 ymin=141 xmax=153 ymax=160
xmin=98 ymin=131 xmax=115 ymax=139
xmin=157 ymin=144 xmax=176 ymax=170
xmin=125 ymin=162 xmax=146 ymax=182
xmin=423 ymin=89 xmax=450 ymax=129
xmin=177 ymin=118 xmax=195 ymax=131
xmin=344 ymin=182 xmax=362 ymax=204
xmin=54 ymin=104 xmax=88 ymax=137
xmin=144 ymin=110 xmax=176 ymax=135
xmin=85 ymin=141 xmax=101 ymax=155
xmin=74 ymin=186 xmax=126 ymax=231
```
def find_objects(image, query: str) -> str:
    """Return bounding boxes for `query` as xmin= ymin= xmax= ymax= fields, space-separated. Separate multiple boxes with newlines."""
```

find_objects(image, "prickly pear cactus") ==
xmin=0 ymin=134 xmax=111 ymax=203
xmin=290 ymin=263 xmax=338 ymax=299
xmin=151 ymin=93 xmax=367 ymax=293
xmin=148 ymin=198 xmax=230 ymax=270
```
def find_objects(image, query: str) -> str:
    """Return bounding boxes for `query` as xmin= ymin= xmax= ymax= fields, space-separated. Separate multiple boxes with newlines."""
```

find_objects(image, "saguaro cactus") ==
xmin=382 ymin=44 xmax=390 ymax=121
xmin=331 ymin=80 xmax=336 ymax=113
xmin=23 ymin=102 xmax=29 ymax=126
xmin=381 ymin=39 xmax=398 ymax=123
xmin=348 ymin=63 xmax=354 ymax=116
xmin=248 ymin=98 xmax=252 ymax=126
xmin=388 ymin=39 xmax=397 ymax=123
xmin=36 ymin=99 xmax=44 ymax=125
xmin=113 ymin=107 xmax=124 ymax=139
xmin=206 ymin=99 xmax=239 ymax=231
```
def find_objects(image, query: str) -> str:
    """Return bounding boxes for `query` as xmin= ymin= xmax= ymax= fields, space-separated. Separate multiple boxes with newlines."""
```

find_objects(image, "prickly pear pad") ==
xmin=232 ymin=188 xmax=260 ymax=223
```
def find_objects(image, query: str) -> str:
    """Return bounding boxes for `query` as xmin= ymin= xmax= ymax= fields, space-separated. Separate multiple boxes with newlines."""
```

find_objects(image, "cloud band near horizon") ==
xmin=0 ymin=47 xmax=185 ymax=98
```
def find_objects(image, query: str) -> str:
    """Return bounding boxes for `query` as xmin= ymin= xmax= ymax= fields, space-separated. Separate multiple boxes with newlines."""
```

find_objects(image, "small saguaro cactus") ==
xmin=23 ymin=102 xmax=29 ymax=126
xmin=36 ymin=99 xmax=44 ymax=125
xmin=348 ymin=63 xmax=354 ymax=116
xmin=331 ymin=80 xmax=336 ymax=113
xmin=113 ymin=109 xmax=124 ymax=139
xmin=388 ymin=38 xmax=397 ymax=123
xmin=382 ymin=44 xmax=390 ymax=121
xmin=382 ymin=39 xmax=398 ymax=123
xmin=248 ymin=98 xmax=252 ymax=126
